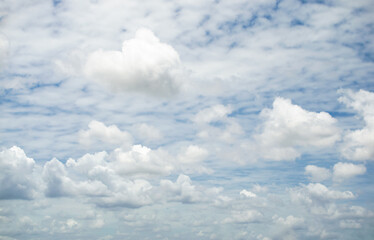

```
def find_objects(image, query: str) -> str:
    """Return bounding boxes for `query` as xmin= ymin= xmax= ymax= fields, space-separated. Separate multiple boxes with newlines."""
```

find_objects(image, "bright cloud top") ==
xmin=339 ymin=89 xmax=374 ymax=161
xmin=85 ymin=28 xmax=182 ymax=97
xmin=255 ymin=97 xmax=340 ymax=161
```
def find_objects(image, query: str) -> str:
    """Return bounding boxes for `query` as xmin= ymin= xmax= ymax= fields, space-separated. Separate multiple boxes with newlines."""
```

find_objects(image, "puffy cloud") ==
xmin=193 ymin=104 xmax=243 ymax=143
xmin=193 ymin=104 xmax=232 ymax=124
xmin=84 ymin=28 xmax=182 ymax=97
xmin=159 ymin=174 xmax=222 ymax=204
xmin=0 ymin=146 xmax=38 ymax=200
xmin=290 ymin=183 xmax=355 ymax=214
xmin=177 ymin=145 xmax=212 ymax=174
xmin=43 ymin=158 xmax=76 ymax=197
xmin=339 ymin=89 xmax=374 ymax=161
xmin=240 ymin=189 xmax=257 ymax=198
xmin=79 ymin=120 xmax=132 ymax=150
xmin=333 ymin=162 xmax=366 ymax=182
xmin=305 ymin=165 xmax=331 ymax=182
xmin=255 ymin=97 xmax=340 ymax=161
xmin=110 ymin=145 xmax=174 ymax=177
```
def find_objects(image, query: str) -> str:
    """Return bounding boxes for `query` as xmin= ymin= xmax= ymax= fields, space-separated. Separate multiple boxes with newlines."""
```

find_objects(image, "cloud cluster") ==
xmin=85 ymin=28 xmax=182 ymax=97
xmin=0 ymin=146 xmax=38 ymax=200
xmin=339 ymin=89 xmax=374 ymax=161
xmin=0 ymin=142 xmax=218 ymax=208
xmin=255 ymin=97 xmax=340 ymax=161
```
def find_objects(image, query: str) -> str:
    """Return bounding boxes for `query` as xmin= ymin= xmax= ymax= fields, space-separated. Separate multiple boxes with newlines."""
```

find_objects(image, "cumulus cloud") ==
xmin=110 ymin=145 xmax=174 ymax=177
xmin=0 ymin=146 xmax=38 ymax=200
xmin=339 ymin=89 xmax=374 ymax=161
xmin=193 ymin=104 xmax=232 ymax=124
xmin=290 ymin=183 xmax=355 ymax=213
xmin=333 ymin=162 xmax=366 ymax=182
xmin=240 ymin=189 xmax=257 ymax=198
xmin=193 ymin=104 xmax=243 ymax=143
xmin=177 ymin=145 xmax=212 ymax=174
xmin=79 ymin=120 xmax=133 ymax=150
xmin=255 ymin=97 xmax=340 ymax=161
xmin=43 ymin=158 xmax=76 ymax=197
xmin=305 ymin=165 xmax=331 ymax=182
xmin=84 ymin=28 xmax=182 ymax=97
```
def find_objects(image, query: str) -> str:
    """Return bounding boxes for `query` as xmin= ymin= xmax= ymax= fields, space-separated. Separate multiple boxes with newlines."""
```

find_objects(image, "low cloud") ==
xmin=255 ymin=97 xmax=340 ymax=161
xmin=333 ymin=162 xmax=366 ymax=182
xmin=84 ymin=28 xmax=183 ymax=97
xmin=339 ymin=89 xmax=374 ymax=161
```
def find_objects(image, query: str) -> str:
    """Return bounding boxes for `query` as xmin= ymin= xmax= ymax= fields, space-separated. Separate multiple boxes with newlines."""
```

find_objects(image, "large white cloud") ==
xmin=304 ymin=165 xmax=331 ymax=182
xmin=0 ymin=146 xmax=38 ymax=200
xmin=255 ymin=97 xmax=340 ymax=161
xmin=333 ymin=162 xmax=366 ymax=182
xmin=79 ymin=120 xmax=133 ymax=150
xmin=339 ymin=89 xmax=374 ymax=161
xmin=84 ymin=28 xmax=182 ymax=97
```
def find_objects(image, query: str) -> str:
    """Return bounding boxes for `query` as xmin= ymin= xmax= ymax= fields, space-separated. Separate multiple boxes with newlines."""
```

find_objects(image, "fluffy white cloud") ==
xmin=84 ymin=28 xmax=182 ymax=97
xmin=193 ymin=104 xmax=243 ymax=143
xmin=290 ymin=183 xmax=355 ymax=213
xmin=110 ymin=145 xmax=174 ymax=177
xmin=159 ymin=174 xmax=222 ymax=204
xmin=193 ymin=104 xmax=232 ymax=124
xmin=43 ymin=158 xmax=76 ymax=197
xmin=255 ymin=97 xmax=340 ymax=161
xmin=240 ymin=189 xmax=257 ymax=198
xmin=339 ymin=89 xmax=374 ymax=161
xmin=305 ymin=165 xmax=331 ymax=182
xmin=0 ymin=146 xmax=38 ymax=200
xmin=79 ymin=120 xmax=132 ymax=150
xmin=333 ymin=162 xmax=366 ymax=182
xmin=177 ymin=145 xmax=212 ymax=174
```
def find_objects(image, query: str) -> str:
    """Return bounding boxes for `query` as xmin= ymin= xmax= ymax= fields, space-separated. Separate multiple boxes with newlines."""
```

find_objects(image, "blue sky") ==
xmin=1 ymin=0 xmax=374 ymax=239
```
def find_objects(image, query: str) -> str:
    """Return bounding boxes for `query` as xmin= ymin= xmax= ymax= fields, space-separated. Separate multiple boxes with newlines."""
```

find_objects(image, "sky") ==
xmin=0 ymin=0 xmax=374 ymax=239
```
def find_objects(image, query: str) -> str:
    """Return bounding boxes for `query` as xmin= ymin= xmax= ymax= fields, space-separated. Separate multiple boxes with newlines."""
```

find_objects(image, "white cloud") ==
xmin=0 ymin=146 xmax=38 ymax=200
xmin=110 ymin=145 xmax=174 ymax=177
xmin=333 ymin=162 xmax=366 ymax=182
xmin=290 ymin=183 xmax=355 ymax=212
xmin=305 ymin=165 xmax=331 ymax=182
xmin=176 ymin=145 xmax=212 ymax=174
xmin=223 ymin=210 xmax=263 ymax=224
xmin=42 ymin=158 xmax=76 ymax=197
xmin=255 ymin=97 xmax=340 ymax=161
xmin=193 ymin=104 xmax=232 ymax=124
xmin=79 ymin=120 xmax=133 ymax=150
xmin=0 ymin=35 xmax=9 ymax=68
xmin=240 ymin=189 xmax=257 ymax=198
xmin=132 ymin=123 xmax=162 ymax=143
xmin=339 ymin=89 xmax=374 ymax=161
xmin=84 ymin=28 xmax=182 ymax=97
xmin=273 ymin=215 xmax=304 ymax=229
xmin=159 ymin=174 xmax=222 ymax=204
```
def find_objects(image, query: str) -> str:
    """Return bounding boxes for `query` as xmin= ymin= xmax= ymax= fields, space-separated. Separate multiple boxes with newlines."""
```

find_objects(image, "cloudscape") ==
xmin=0 ymin=0 xmax=374 ymax=239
